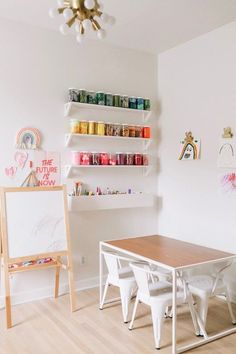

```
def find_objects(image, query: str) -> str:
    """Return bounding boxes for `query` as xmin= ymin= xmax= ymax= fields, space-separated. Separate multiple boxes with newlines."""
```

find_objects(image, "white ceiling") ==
xmin=0 ymin=0 xmax=236 ymax=53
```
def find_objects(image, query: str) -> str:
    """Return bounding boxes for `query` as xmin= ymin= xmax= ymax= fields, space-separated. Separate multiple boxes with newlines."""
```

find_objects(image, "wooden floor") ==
xmin=0 ymin=287 xmax=236 ymax=353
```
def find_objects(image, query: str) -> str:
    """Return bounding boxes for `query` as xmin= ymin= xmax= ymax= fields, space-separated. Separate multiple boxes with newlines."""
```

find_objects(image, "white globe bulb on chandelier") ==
xmin=49 ymin=0 xmax=115 ymax=43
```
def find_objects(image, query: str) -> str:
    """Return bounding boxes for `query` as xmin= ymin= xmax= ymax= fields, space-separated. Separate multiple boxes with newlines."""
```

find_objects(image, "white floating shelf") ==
xmin=68 ymin=194 xmax=155 ymax=212
xmin=65 ymin=133 xmax=152 ymax=150
xmin=64 ymin=102 xmax=152 ymax=122
xmin=65 ymin=165 xmax=152 ymax=178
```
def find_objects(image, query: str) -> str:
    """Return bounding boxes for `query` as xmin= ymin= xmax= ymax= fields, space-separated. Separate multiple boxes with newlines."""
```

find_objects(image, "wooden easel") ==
xmin=0 ymin=185 xmax=77 ymax=328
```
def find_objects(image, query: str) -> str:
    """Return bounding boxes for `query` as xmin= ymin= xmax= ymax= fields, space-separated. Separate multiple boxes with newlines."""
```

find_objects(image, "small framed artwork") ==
xmin=179 ymin=132 xmax=200 ymax=160
xmin=15 ymin=127 xmax=41 ymax=150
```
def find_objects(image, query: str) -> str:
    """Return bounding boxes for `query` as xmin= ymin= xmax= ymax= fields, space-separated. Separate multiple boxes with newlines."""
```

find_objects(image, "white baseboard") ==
xmin=0 ymin=275 xmax=102 ymax=309
xmin=0 ymin=276 xmax=235 ymax=310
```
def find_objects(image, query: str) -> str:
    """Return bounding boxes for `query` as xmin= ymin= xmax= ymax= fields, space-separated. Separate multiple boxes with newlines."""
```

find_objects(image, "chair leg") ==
xmin=167 ymin=306 xmax=173 ymax=318
xmin=129 ymin=296 xmax=139 ymax=330
xmin=131 ymin=286 xmax=138 ymax=299
xmin=120 ymin=282 xmax=134 ymax=323
xmin=100 ymin=278 xmax=109 ymax=310
xmin=225 ymin=289 xmax=236 ymax=324
xmin=164 ymin=306 xmax=170 ymax=318
xmin=186 ymin=292 xmax=200 ymax=336
xmin=196 ymin=295 xmax=209 ymax=336
xmin=151 ymin=305 xmax=165 ymax=350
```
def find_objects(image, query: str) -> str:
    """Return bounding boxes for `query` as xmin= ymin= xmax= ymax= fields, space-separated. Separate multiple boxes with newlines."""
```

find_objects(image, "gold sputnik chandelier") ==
xmin=49 ymin=0 xmax=115 ymax=43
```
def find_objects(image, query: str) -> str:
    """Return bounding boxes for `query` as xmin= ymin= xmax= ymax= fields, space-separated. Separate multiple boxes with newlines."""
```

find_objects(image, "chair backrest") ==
xmin=212 ymin=261 xmax=232 ymax=275
xmin=130 ymin=262 xmax=150 ymax=296
xmin=211 ymin=261 xmax=233 ymax=293
xmin=102 ymin=251 xmax=120 ymax=280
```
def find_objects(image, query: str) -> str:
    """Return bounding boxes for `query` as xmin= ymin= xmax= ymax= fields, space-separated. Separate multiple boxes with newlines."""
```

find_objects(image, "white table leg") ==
xmin=99 ymin=242 xmax=103 ymax=309
xmin=172 ymin=269 xmax=177 ymax=354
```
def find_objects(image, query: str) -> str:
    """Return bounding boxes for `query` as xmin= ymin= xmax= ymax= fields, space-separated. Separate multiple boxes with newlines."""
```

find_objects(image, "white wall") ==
xmin=0 ymin=18 xmax=158 ymax=304
xmin=158 ymin=21 xmax=236 ymax=299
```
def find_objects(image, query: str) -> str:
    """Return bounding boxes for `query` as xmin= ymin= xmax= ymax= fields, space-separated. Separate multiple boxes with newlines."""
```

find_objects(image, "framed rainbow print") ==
xmin=15 ymin=127 xmax=41 ymax=150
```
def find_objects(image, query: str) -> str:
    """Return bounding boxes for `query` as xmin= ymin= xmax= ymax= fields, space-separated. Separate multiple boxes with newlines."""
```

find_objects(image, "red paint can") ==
xmin=134 ymin=153 xmax=143 ymax=165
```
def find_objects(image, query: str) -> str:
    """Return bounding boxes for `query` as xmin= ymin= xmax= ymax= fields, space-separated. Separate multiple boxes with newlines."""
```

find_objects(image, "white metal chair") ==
xmin=100 ymin=251 xmax=137 ymax=323
xmin=128 ymin=262 xmax=186 ymax=350
xmin=185 ymin=262 xmax=236 ymax=337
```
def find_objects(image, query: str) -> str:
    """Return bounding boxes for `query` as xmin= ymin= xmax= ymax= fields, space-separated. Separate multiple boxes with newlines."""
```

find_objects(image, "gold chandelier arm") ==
xmin=58 ymin=7 xmax=66 ymax=14
xmin=79 ymin=22 xmax=85 ymax=35
xmin=67 ymin=14 xmax=78 ymax=27
xmin=91 ymin=18 xmax=101 ymax=31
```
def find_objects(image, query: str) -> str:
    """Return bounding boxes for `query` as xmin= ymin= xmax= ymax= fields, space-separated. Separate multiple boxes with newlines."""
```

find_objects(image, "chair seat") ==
xmin=118 ymin=266 xmax=135 ymax=280
xmin=139 ymin=280 xmax=183 ymax=306
xmin=150 ymin=289 xmax=184 ymax=305
xmin=187 ymin=275 xmax=225 ymax=296
xmin=149 ymin=281 xmax=172 ymax=296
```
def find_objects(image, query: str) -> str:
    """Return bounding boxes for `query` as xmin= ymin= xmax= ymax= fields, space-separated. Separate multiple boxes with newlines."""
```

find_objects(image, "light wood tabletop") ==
xmin=105 ymin=235 xmax=235 ymax=269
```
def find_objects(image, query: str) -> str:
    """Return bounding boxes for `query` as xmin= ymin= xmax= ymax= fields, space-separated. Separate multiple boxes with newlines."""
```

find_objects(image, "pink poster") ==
xmin=34 ymin=151 xmax=61 ymax=187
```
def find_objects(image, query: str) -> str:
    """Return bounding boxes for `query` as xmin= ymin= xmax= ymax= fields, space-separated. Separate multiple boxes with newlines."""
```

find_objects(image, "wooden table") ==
xmin=99 ymin=235 xmax=236 ymax=354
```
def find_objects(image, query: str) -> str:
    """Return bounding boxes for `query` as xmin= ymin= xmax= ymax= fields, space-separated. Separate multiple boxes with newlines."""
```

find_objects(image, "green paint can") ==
xmin=129 ymin=97 xmax=137 ymax=109
xmin=106 ymin=93 xmax=113 ymax=106
xmin=123 ymin=95 xmax=129 ymax=108
xmin=87 ymin=91 xmax=97 ymax=104
xmin=137 ymin=97 xmax=144 ymax=110
xmin=144 ymin=98 xmax=151 ymax=111
xmin=113 ymin=94 xmax=120 ymax=107
xmin=68 ymin=88 xmax=79 ymax=102
xmin=120 ymin=95 xmax=129 ymax=108
xmin=79 ymin=89 xmax=87 ymax=104
xmin=96 ymin=91 xmax=106 ymax=105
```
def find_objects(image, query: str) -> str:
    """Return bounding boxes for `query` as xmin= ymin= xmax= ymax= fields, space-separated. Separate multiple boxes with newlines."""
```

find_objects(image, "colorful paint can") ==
xmin=135 ymin=125 xmax=143 ymax=138
xmin=144 ymin=98 xmax=151 ymax=111
xmin=87 ymin=91 xmax=97 ymax=104
xmin=105 ymin=123 xmax=113 ymax=136
xmin=68 ymin=88 xmax=79 ymax=102
xmin=70 ymin=119 xmax=80 ymax=133
xmin=143 ymin=126 xmax=151 ymax=138
xmin=122 ymin=124 xmax=129 ymax=137
xmin=91 ymin=152 xmax=100 ymax=165
xmin=123 ymin=95 xmax=129 ymax=108
xmin=129 ymin=125 xmax=136 ymax=138
xmin=71 ymin=151 xmax=80 ymax=165
xmin=134 ymin=153 xmax=143 ymax=165
xmin=106 ymin=93 xmax=113 ymax=106
xmin=120 ymin=95 xmax=125 ymax=108
xmin=79 ymin=151 xmax=91 ymax=165
xmin=116 ymin=153 xmax=126 ymax=165
xmin=78 ymin=89 xmax=87 ymax=103
xmin=137 ymin=97 xmax=144 ymax=110
xmin=109 ymin=153 xmax=116 ymax=165
xmin=113 ymin=123 xmax=122 ymax=136
xmin=96 ymin=121 xmax=105 ymax=135
xmin=96 ymin=92 xmax=106 ymax=105
xmin=113 ymin=94 xmax=120 ymax=107
xmin=88 ymin=121 xmax=95 ymax=135
xmin=80 ymin=121 xmax=88 ymax=135
xmin=126 ymin=153 xmax=134 ymax=165
xmin=129 ymin=97 xmax=137 ymax=109
xmin=100 ymin=152 xmax=109 ymax=165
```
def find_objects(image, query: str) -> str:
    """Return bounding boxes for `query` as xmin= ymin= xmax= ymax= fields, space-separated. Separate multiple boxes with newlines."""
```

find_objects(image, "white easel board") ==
xmin=5 ymin=189 xmax=67 ymax=258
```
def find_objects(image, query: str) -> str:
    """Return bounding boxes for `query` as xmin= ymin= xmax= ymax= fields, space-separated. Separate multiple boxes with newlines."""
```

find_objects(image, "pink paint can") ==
xmin=71 ymin=151 xmax=80 ymax=165
xmin=79 ymin=151 xmax=91 ymax=165
xmin=100 ymin=152 xmax=109 ymax=165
